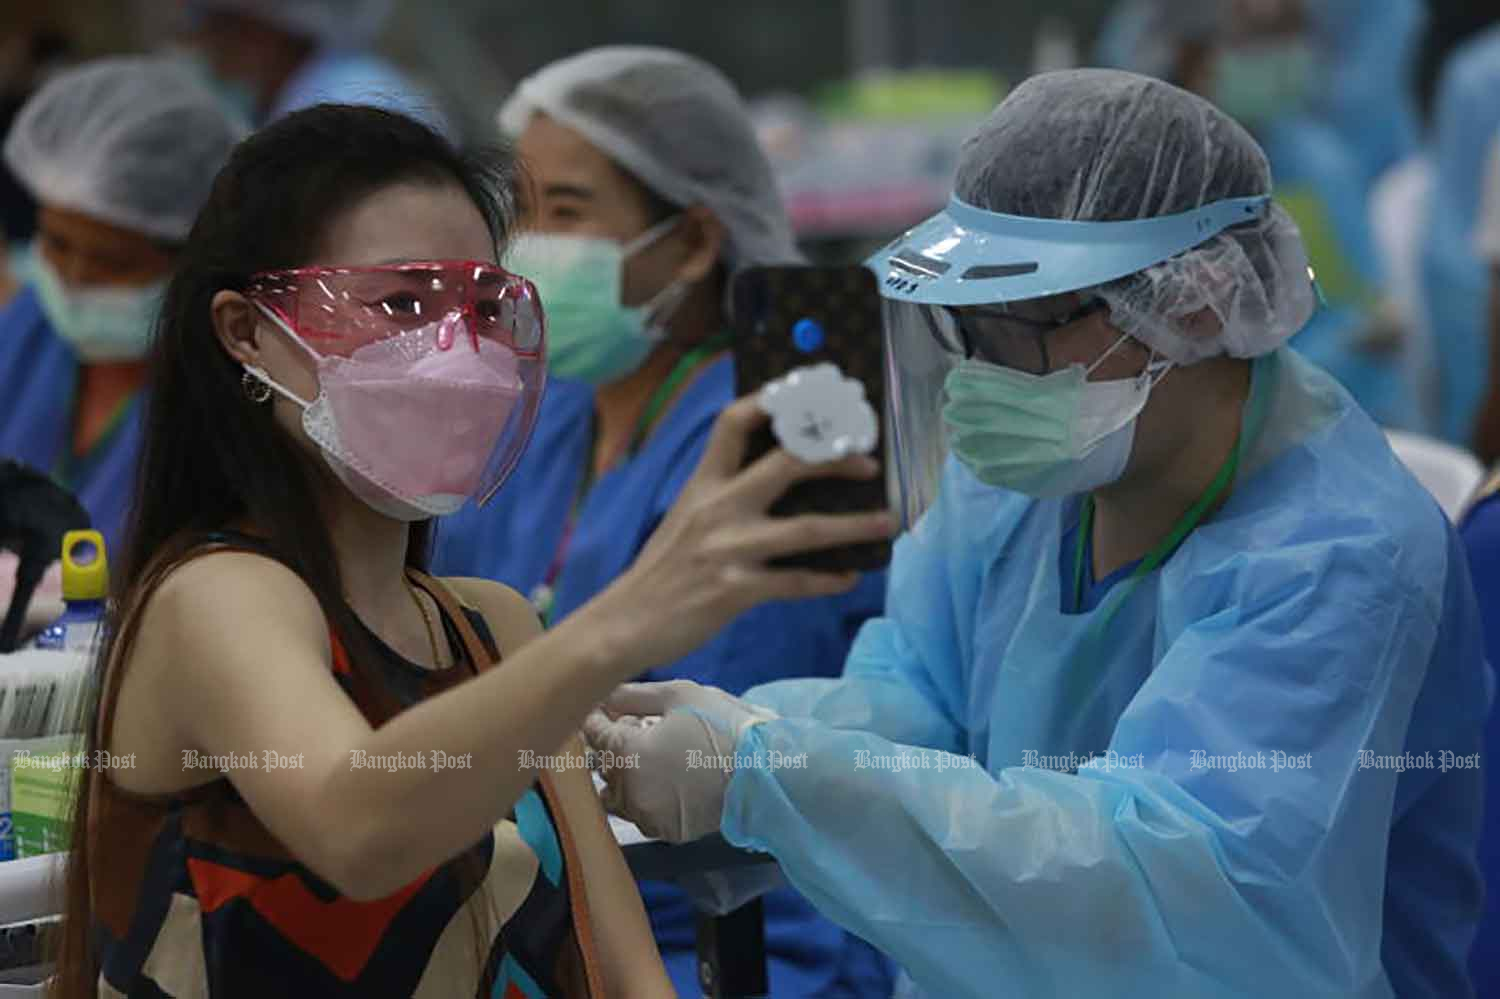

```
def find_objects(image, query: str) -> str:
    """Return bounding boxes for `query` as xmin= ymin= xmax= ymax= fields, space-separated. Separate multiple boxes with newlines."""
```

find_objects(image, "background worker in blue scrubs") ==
xmin=1458 ymin=471 xmax=1500 ymax=997
xmin=589 ymin=70 xmax=1492 ymax=999
xmin=432 ymin=46 xmax=894 ymax=998
xmin=1459 ymin=144 xmax=1500 ymax=992
xmin=1300 ymin=0 xmax=1423 ymax=193
xmin=1421 ymin=11 xmax=1500 ymax=447
xmin=1109 ymin=0 xmax=1411 ymax=428
xmin=1098 ymin=0 xmax=1424 ymax=191
xmin=174 ymin=0 xmax=453 ymax=139
xmin=0 ymin=57 xmax=245 ymax=550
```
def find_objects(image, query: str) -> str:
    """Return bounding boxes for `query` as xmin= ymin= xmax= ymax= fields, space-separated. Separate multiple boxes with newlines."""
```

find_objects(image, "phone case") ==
xmin=732 ymin=265 xmax=891 ymax=572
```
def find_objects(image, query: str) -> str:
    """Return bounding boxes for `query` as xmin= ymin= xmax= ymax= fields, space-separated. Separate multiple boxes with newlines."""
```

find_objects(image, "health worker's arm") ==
xmin=739 ymin=462 xmax=993 ymax=754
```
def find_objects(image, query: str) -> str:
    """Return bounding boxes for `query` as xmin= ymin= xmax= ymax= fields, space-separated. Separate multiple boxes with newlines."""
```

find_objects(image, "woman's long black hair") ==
xmin=52 ymin=104 xmax=519 ymax=997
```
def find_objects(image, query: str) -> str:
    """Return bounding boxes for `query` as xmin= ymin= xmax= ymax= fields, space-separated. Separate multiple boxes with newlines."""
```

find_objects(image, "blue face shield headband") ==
xmin=866 ymin=194 xmax=1273 ymax=306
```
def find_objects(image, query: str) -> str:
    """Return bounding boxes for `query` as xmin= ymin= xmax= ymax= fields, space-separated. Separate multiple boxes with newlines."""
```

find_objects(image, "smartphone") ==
xmin=731 ymin=264 xmax=891 ymax=573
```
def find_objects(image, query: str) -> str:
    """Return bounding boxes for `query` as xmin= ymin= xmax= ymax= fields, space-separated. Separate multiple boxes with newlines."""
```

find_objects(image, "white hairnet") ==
xmin=186 ymin=0 xmax=393 ymax=48
xmin=498 ymin=46 xmax=801 ymax=269
xmin=3 ymin=57 xmax=248 ymax=244
xmin=954 ymin=69 xmax=1315 ymax=364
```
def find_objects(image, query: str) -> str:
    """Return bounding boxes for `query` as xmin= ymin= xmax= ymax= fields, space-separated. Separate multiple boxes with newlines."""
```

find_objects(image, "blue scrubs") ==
xmin=268 ymin=48 xmax=454 ymax=141
xmin=1309 ymin=0 xmax=1421 ymax=191
xmin=1421 ymin=26 xmax=1500 ymax=444
xmin=1458 ymin=477 xmax=1500 ymax=994
xmin=0 ymin=285 xmax=144 ymax=553
xmin=728 ymin=350 xmax=1490 ymax=997
xmin=1270 ymin=116 xmax=1418 ymax=428
xmin=435 ymin=356 xmax=895 ymax=997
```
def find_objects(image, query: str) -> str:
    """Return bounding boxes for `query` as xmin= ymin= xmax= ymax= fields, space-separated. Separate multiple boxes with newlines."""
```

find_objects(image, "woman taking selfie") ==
xmin=51 ymin=105 xmax=892 ymax=998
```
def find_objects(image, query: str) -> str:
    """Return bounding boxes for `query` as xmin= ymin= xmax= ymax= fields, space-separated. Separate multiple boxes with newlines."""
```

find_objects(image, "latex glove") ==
xmin=583 ymin=680 xmax=778 ymax=843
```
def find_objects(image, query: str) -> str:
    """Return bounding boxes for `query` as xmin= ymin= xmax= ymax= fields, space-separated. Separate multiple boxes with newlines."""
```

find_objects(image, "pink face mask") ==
xmin=243 ymin=259 xmax=548 ymax=520
xmin=249 ymin=309 xmax=525 ymax=519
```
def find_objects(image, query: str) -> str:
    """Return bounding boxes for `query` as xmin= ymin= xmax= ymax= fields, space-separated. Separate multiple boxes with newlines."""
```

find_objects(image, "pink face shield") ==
xmin=246 ymin=260 xmax=547 ymax=512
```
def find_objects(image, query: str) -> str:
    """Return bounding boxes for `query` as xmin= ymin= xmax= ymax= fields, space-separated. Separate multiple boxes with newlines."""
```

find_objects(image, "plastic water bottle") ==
xmin=31 ymin=529 xmax=108 ymax=653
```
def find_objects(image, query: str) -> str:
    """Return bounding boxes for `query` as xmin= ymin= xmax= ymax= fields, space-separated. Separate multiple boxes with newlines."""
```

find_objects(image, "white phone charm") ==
xmin=758 ymin=363 xmax=879 ymax=464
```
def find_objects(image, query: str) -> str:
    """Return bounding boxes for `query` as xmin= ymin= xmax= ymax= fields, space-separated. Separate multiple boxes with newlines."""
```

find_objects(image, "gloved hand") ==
xmin=583 ymin=680 xmax=778 ymax=843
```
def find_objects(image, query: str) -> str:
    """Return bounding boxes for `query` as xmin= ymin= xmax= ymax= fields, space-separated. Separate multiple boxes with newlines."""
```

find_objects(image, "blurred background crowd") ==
xmin=6 ymin=0 xmax=1500 ymax=456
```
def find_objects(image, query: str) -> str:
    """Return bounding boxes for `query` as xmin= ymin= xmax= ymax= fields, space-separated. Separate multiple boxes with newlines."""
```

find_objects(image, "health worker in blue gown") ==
xmin=1303 ymin=0 xmax=1422 ymax=191
xmin=431 ymin=47 xmax=894 ymax=999
xmin=587 ymin=70 xmax=1492 ymax=999
xmin=1419 ymin=21 xmax=1500 ymax=446
xmin=0 ymin=58 xmax=245 ymax=551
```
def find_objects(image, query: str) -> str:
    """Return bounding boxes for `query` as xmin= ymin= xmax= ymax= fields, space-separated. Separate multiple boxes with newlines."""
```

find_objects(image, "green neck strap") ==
xmin=53 ymin=388 xmax=136 ymax=487
xmin=1071 ymin=357 xmax=1270 ymax=616
xmin=629 ymin=330 xmax=732 ymax=454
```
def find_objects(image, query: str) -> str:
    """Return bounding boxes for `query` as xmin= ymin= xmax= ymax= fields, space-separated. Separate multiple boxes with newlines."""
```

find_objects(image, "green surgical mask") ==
xmin=26 ymin=249 xmax=167 ymax=363
xmin=942 ymin=337 xmax=1172 ymax=498
xmin=506 ymin=218 xmax=687 ymax=385
xmin=1212 ymin=41 xmax=1315 ymax=128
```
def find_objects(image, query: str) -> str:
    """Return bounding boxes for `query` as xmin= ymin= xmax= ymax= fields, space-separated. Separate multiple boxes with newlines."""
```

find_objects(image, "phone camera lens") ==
xmin=792 ymin=318 xmax=825 ymax=353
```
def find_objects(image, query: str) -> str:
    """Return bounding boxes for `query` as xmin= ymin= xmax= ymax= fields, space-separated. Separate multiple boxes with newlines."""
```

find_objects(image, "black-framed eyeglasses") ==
xmin=923 ymin=299 xmax=1108 ymax=375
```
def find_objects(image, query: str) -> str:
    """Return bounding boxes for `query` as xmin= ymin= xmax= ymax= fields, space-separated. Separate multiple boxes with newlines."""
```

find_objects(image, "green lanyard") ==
xmin=1070 ymin=358 xmax=1270 ymax=625
xmin=1050 ymin=356 xmax=1273 ymax=737
xmin=1071 ymin=448 xmax=1239 ymax=615
xmin=51 ymin=391 xmax=135 ymax=490
xmin=531 ymin=331 xmax=732 ymax=626
xmin=629 ymin=330 xmax=733 ymax=454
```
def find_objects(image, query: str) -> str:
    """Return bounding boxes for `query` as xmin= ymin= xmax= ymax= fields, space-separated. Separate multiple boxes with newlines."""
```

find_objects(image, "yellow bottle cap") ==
xmin=60 ymin=529 xmax=108 ymax=602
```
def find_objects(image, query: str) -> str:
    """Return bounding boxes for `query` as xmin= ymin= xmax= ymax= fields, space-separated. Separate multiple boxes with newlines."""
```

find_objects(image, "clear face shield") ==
xmin=870 ymin=194 xmax=1271 ymax=529
xmin=246 ymin=259 xmax=547 ymax=510
xmin=883 ymin=299 xmax=965 ymax=532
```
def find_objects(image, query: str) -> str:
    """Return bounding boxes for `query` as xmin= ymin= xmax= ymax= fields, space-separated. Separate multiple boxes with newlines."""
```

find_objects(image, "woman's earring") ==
xmin=241 ymin=370 xmax=273 ymax=405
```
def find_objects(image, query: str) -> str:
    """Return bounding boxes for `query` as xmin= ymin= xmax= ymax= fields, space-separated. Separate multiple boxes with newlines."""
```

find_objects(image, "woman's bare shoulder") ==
xmin=440 ymin=576 xmax=543 ymax=654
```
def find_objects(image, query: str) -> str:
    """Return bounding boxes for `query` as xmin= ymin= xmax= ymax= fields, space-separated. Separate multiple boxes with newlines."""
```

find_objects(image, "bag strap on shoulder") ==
xmin=409 ymin=570 xmax=605 ymax=999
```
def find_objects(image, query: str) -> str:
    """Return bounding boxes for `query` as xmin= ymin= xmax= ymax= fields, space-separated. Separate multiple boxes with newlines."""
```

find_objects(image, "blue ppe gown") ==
xmin=1420 ymin=26 xmax=1500 ymax=444
xmin=1307 ymin=0 xmax=1421 ymax=191
xmin=727 ymin=348 xmax=1490 ymax=998
xmin=0 ymin=285 xmax=144 ymax=553
xmin=1092 ymin=1 xmax=1154 ymax=73
xmin=1457 ymin=475 xmax=1500 ymax=995
xmin=434 ymin=356 xmax=895 ymax=997
xmin=1270 ymin=116 xmax=1417 ymax=428
xmin=1097 ymin=0 xmax=1420 ymax=191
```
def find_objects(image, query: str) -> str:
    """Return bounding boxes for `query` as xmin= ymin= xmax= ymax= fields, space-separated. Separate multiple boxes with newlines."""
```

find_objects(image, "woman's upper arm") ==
xmin=547 ymin=737 xmax=673 ymax=997
xmin=446 ymin=578 xmax=672 ymax=995
xmin=133 ymin=552 xmax=377 ymax=884
xmin=444 ymin=576 xmax=543 ymax=654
